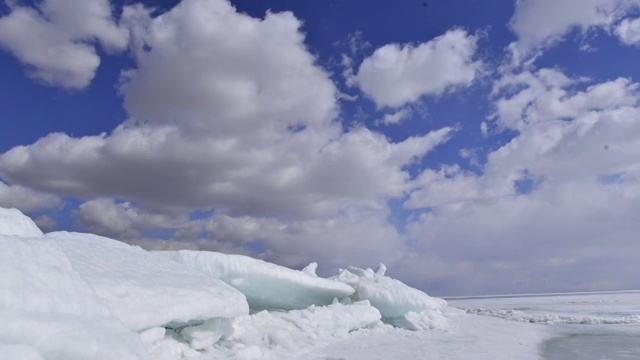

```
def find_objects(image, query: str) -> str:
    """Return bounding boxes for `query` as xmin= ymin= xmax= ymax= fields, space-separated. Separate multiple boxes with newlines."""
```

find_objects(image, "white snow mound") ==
xmin=47 ymin=232 xmax=249 ymax=330
xmin=157 ymin=250 xmax=355 ymax=310
xmin=0 ymin=207 xmax=43 ymax=237
xmin=333 ymin=265 xmax=447 ymax=318
xmin=0 ymin=236 xmax=149 ymax=360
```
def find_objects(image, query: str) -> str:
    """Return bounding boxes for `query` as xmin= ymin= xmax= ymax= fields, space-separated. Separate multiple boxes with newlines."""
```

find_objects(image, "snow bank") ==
xmin=0 ymin=237 xmax=149 ymax=360
xmin=48 ymin=232 xmax=249 ymax=330
xmin=333 ymin=265 xmax=447 ymax=319
xmin=0 ymin=207 xmax=43 ymax=237
xmin=157 ymin=250 xmax=355 ymax=310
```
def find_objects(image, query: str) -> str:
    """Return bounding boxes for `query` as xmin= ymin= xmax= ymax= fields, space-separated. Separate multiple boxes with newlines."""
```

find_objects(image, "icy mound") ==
xmin=0 ymin=237 xmax=148 ymax=360
xmin=333 ymin=265 xmax=447 ymax=318
xmin=48 ymin=232 xmax=249 ymax=330
xmin=0 ymin=207 xmax=43 ymax=237
xmin=144 ymin=301 xmax=383 ymax=359
xmin=157 ymin=250 xmax=355 ymax=310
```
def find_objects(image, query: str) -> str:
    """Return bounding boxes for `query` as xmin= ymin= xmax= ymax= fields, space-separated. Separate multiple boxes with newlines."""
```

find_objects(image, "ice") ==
xmin=157 ymin=250 xmax=355 ymax=310
xmin=48 ymin=232 xmax=249 ymax=330
xmin=0 ymin=207 xmax=43 ymax=237
xmin=173 ymin=301 xmax=384 ymax=360
xmin=0 ymin=236 xmax=149 ymax=360
xmin=332 ymin=265 xmax=447 ymax=318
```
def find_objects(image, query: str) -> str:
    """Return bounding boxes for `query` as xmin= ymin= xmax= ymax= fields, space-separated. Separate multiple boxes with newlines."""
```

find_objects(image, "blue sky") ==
xmin=1 ymin=0 xmax=640 ymax=296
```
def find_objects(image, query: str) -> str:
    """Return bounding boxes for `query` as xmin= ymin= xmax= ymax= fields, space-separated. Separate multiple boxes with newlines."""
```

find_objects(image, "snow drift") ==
xmin=0 ymin=207 xmax=450 ymax=359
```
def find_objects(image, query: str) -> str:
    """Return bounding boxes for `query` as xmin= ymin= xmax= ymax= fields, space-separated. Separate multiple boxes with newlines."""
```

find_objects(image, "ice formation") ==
xmin=156 ymin=250 xmax=355 ymax=310
xmin=0 ymin=236 xmax=149 ymax=360
xmin=0 ymin=207 xmax=43 ymax=237
xmin=48 ymin=232 xmax=248 ymax=330
xmin=333 ymin=265 xmax=448 ymax=317
xmin=0 ymin=207 xmax=457 ymax=360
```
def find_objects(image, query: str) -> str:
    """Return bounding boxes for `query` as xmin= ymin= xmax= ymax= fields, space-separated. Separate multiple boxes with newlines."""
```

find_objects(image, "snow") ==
xmin=156 ymin=250 xmax=355 ymax=310
xmin=0 ymin=236 xmax=149 ymax=360
xmin=48 ymin=232 xmax=249 ymax=330
xmin=5 ymin=206 xmax=640 ymax=359
xmin=0 ymin=207 xmax=43 ymax=237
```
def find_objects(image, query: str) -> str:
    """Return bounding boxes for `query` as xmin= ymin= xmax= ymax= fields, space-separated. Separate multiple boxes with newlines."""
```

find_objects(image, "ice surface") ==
xmin=48 ymin=232 xmax=249 ymax=330
xmin=0 ymin=236 xmax=149 ymax=360
xmin=0 ymin=207 xmax=43 ymax=237
xmin=333 ymin=265 xmax=447 ymax=318
xmin=157 ymin=250 xmax=355 ymax=310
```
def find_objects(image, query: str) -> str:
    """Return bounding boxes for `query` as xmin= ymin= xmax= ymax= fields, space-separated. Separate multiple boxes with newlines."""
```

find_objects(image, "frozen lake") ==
xmin=449 ymin=291 xmax=640 ymax=359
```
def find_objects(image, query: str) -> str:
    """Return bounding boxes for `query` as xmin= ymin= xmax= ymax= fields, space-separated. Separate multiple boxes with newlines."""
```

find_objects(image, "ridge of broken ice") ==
xmin=157 ymin=250 xmax=356 ymax=310
xmin=0 ymin=207 xmax=452 ymax=359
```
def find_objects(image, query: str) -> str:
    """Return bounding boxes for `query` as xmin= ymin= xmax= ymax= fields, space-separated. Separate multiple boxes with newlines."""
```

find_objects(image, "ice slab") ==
xmin=47 ymin=232 xmax=249 ymax=330
xmin=332 ymin=265 xmax=447 ymax=318
xmin=0 ymin=236 xmax=149 ymax=360
xmin=157 ymin=250 xmax=355 ymax=310
xmin=0 ymin=207 xmax=43 ymax=237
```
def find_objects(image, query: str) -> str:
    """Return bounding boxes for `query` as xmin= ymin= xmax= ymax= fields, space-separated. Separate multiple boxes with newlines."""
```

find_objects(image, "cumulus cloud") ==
xmin=0 ymin=0 xmax=457 ymax=280
xmin=75 ymin=198 xmax=189 ymax=239
xmin=354 ymin=29 xmax=482 ymax=108
xmin=508 ymin=0 xmax=640 ymax=64
xmin=376 ymin=107 xmax=413 ymax=126
xmin=0 ymin=181 xmax=60 ymax=213
xmin=0 ymin=0 xmax=128 ymax=88
xmin=403 ymin=68 xmax=640 ymax=294
xmin=615 ymin=17 xmax=640 ymax=45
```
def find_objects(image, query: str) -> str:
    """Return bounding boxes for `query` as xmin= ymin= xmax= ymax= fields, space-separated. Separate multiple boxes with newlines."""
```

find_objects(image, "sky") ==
xmin=1 ymin=0 xmax=640 ymax=296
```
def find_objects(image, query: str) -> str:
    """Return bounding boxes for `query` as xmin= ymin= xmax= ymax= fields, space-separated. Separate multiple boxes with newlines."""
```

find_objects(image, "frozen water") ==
xmin=0 ymin=207 xmax=43 ymax=237
xmin=543 ymin=333 xmax=640 ymax=360
xmin=157 ymin=250 xmax=355 ymax=310
xmin=48 ymin=232 xmax=249 ymax=330
xmin=333 ymin=265 xmax=447 ymax=318
xmin=0 ymin=236 xmax=149 ymax=360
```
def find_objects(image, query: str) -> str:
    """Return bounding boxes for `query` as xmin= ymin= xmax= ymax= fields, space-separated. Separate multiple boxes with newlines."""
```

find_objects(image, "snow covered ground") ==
xmin=1 ymin=207 xmax=638 ymax=359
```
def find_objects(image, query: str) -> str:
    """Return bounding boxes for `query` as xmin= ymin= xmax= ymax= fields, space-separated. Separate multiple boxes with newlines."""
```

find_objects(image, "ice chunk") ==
xmin=198 ymin=301 xmax=382 ymax=357
xmin=333 ymin=265 xmax=447 ymax=318
xmin=179 ymin=318 xmax=233 ymax=350
xmin=386 ymin=310 xmax=449 ymax=330
xmin=157 ymin=250 xmax=355 ymax=310
xmin=0 ymin=236 xmax=149 ymax=360
xmin=47 ymin=232 xmax=249 ymax=330
xmin=0 ymin=207 xmax=43 ymax=237
xmin=302 ymin=262 xmax=318 ymax=276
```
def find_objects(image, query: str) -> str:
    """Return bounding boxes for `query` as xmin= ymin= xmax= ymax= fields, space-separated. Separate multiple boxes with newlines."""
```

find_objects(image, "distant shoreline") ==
xmin=444 ymin=289 xmax=640 ymax=301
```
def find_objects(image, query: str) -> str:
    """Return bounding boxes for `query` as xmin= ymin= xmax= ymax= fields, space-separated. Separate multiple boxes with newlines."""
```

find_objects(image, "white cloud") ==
xmin=0 ymin=0 xmax=128 ymax=89
xmin=75 ymin=198 xmax=189 ymax=239
xmin=0 ymin=0 xmax=455 ymax=280
xmin=615 ymin=17 xmax=640 ymax=45
xmin=403 ymin=68 xmax=640 ymax=294
xmin=354 ymin=29 xmax=482 ymax=108
xmin=376 ymin=107 xmax=413 ymax=126
xmin=406 ymin=176 xmax=640 ymax=295
xmin=0 ymin=181 xmax=60 ymax=213
xmin=508 ymin=0 xmax=640 ymax=64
